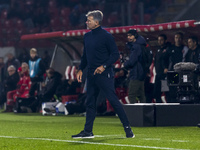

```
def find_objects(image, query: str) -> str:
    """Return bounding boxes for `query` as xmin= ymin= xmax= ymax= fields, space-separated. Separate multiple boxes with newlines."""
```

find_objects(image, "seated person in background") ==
xmin=15 ymin=68 xmax=62 ymax=113
xmin=6 ymin=63 xmax=30 ymax=112
xmin=55 ymin=78 xmax=81 ymax=100
xmin=0 ymin=65 xmax=20 ymax=111
xmin=114 ymin=52 xmax=128 ymax=88
xmin=38 ymin=68 xmax=62 ymax=103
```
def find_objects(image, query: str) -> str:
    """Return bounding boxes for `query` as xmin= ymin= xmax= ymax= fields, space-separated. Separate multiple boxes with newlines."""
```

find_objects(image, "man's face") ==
xmin=127 ymin=34 xmax=135 ymax=42
xmin=188 ymin=39 xmax=196 ymax=50
xmin=86 ymin=16 xmax=99 ymax=30
xmin=21 ymin=64 xmax=28 ymax=73
xmin=174 ymin=34 xmax=182 ymax=46
xmin=30 ymin=52 xmax=36 ymax=59
xmin=158 ymin=36 xmax=166 ymax=47
xmin=7 ymin=54 xmax=13 ymax=60
xmin=8 ymin=68 xmax=15 ymax=76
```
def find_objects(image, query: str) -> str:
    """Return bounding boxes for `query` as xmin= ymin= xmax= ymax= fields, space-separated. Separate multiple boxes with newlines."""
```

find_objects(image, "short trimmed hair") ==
xmin=158 ymin=34 xmax=167 ymax=41
xmin=86 ymin=10 xmax=103 ymax=25
xmin=188 ymin=36 xmax=198 ymax=45
xmin=175 ymin=32 xmax=184 ymax=39
xmin=30 ymin=48 xmax=37 ymax=54
xmin=21 ymin=62 xmax=28 ymax=67
xmin=8 ymin=65 xmax=16 ymax=71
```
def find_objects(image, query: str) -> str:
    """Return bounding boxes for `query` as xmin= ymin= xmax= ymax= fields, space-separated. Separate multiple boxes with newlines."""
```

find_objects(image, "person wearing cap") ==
xmin=123 ymin=29 xmax=147 ymax=103
xmin=28 ymin=48 xmax=46 ymax=97
xmin=72 ymin=10 xmax=134 ymax=139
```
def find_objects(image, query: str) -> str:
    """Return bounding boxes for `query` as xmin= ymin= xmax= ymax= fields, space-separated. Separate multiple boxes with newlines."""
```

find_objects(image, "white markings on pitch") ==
xmin=0 ymin=135 xmax=190 ymax=150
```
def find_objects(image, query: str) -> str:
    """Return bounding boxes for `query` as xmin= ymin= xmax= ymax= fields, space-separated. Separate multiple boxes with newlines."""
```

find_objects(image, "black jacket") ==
xmin=4 ymin=71 xmax=20 ymax=92
xmin=164 ymin=45 xmax=188 ymax=71
xmin=185 ymin=45 xmax=200 ymax=64
xmin=41 ymin=71 xmax=62 ymax=99
xmin=124 ymin=35 xmax=146 ymax=81
xmin=155 ymin=44 xmax=169 ymax=76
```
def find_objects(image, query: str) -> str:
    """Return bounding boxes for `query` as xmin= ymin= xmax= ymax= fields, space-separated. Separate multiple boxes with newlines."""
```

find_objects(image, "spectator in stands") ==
xmin=154 ymin=34 xmax=170 ymax=103
xmin=5 ymin=63 xmax=30 ymax=112
xmin=28 ymin=48 xmax=46 ymax=98
xmin=38 ymin=68 xmax=62 ymax=103
xmin=42 ymin=50 xmax=51 ymax=70
xmin=4 ymin=53 xmax=20 ymax=78
xmin=113 ymin=52 xmax=128 ymax=88
xmin=18 ymin=48 xmax=30 ymax=64
xmin=0 ymin=65 xmax=19 ymax=110
xmin=185 ymin=36 xmax=200 ymax=64
xmin=15 ymin=68 xmax=62 ymax=113
xmin=164 ymin=32 xmax=188 ymax=102
xmin=73 ymin=10 xmax=134 ymax=139
xmin=55 ymin=78 xmax=80 ymax=100
xmin=122 ymin=29 xmax=146 ymax=103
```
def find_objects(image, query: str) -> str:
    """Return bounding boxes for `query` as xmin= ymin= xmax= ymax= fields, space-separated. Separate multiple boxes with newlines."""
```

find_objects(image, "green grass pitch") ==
xmin=0 ymin=112 xmax=200 ymax=150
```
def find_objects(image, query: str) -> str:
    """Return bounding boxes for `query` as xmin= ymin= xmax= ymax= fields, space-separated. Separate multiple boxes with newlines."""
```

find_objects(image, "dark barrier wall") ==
xmin=123 ymin=104 xmax=200 ymax=127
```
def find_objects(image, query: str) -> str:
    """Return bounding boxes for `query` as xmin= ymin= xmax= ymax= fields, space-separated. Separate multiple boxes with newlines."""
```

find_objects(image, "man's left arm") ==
xmin=103 ymin=34 xmax=119 ymax=68
xmin=94 ymin=34 xmax=119 ymax=75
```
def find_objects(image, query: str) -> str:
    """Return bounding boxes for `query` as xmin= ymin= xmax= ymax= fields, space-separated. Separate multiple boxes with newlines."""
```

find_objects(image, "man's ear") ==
xmin=95 ymin=20 xmax=99 ymax=25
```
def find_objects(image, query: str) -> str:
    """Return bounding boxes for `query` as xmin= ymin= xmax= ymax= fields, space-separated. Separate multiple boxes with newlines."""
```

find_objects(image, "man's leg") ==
xmin=128 ymin=80 xmax=139 ymax=103
xmin=72 ymin=73 xmax=98 ymax=139
xmin=29 ymin=82 xmax=38 ymax=97
xmin=154 ymin=75 xmax=162 ymax=103
xmin=138 ymin=80 xmax=146 ymax=103
xmin=96 ymin=75 xmax=134 ymax=138
xmin=97 ymin=75 xmax=130 ymax=127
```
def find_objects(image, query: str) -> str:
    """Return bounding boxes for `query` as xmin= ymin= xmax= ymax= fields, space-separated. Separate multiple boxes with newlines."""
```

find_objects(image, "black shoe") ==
xmin=124 ymin=126 xmax=135 ymax=138
xmin=72 ymin=130 xmax=94 ymax=139
xmin=197 ymin=123 xmax=200 ymax=128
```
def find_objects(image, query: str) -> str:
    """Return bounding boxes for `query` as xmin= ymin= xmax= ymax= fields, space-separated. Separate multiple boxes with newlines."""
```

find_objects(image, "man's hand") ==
xmin=94 ymin=65 xmax=105 ymax=75
xmin=76 ymin=70 xmax=83 ymax=82
xmin=164 ymin=68 xmax=168 ymax=74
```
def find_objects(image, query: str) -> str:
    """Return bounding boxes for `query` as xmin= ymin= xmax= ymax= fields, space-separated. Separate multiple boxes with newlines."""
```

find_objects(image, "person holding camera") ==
xmin=164 ymin=32 xmax=188 ymax=103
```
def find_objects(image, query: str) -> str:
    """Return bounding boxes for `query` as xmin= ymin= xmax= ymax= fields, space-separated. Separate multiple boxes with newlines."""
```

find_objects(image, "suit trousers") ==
xmin=84 ymin=70 xmax=130 ymax=132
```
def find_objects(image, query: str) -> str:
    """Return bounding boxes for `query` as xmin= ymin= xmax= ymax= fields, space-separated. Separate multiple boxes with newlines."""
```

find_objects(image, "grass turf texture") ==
xmin=0 ymin=112 xmax=200 ymax=150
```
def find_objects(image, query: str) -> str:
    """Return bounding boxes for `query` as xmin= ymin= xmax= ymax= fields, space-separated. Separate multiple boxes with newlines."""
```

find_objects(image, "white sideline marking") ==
xmin=0 ymin=135 xmax=189 ymax=150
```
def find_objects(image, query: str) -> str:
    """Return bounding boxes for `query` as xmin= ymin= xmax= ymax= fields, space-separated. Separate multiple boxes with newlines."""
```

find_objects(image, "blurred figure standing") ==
xmin=154 ymin=34 xmax=170 ymax=103
xmin=28 ymin=48 xmax=46 ymax=97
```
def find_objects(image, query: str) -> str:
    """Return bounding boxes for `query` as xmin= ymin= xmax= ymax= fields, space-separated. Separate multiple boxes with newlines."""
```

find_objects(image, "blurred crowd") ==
xmin=0 ymin=0 xmax=164 ymax=47
xmin=1 ymin=29 xmax=200 ymax=115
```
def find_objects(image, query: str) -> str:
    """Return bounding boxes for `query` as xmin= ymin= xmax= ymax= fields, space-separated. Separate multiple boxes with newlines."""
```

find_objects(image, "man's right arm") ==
xmin=77 ymin=39 xmax=87 ymax=82
xmin=79 ymin=38 xmax=87 ymax=71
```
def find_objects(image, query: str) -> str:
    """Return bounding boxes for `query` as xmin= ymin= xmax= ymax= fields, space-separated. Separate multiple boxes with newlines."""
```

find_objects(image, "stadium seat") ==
xmin=144 ymin=14 xmax=152 ymax=24
xmin=0 ymin=9 xmax=8 ymax=20
xmin=61 ymin=95 xmax=78 ymax=104
xmin=6 ymin=40 xmax=16 ymax=47
xmin=61 ymin=7 xmax=71 ymax=18
xmin=15 ymin=19 xmax=24 ymax=30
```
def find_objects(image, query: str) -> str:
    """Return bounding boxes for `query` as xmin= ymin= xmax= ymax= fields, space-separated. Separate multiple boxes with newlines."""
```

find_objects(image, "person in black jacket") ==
xmin=154 ymin=34 xmax=170 ymax=103
xmin=72 ymin=10 xmax=134 ymax=139
xmin=185 ymin=36 xmax=200 ymax=64
xmin=164 ymin=32 xmax=188 ymax=102
xmin=0 ymin=65 xmax=19 ymax=110
xmin=4 ymin=53 xmax=20 ymax=78
xmin=123 ymin=29 xmax=146 ymax=104
xmin=38 ymin=68 xmax=62 ymax=102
